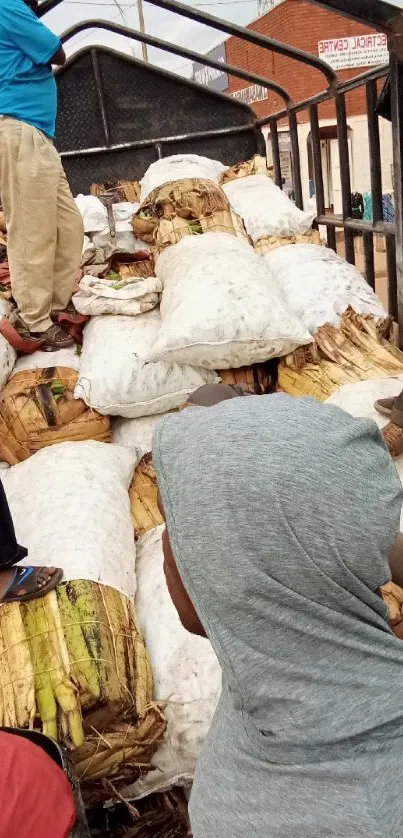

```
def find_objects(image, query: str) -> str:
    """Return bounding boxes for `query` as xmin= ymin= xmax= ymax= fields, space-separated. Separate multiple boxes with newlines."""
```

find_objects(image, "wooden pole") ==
xmin=137 ymin=0 xmax=149 ymax=62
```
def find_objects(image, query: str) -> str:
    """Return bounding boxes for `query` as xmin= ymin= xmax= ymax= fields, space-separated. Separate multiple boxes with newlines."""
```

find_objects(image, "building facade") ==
xmin=195 ymin=0 xmax=392 ymax=213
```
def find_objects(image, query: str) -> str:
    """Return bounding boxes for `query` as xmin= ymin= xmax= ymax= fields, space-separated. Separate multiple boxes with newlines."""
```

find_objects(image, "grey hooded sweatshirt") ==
xmin=153 ymin=394 xmax=403 ymax=837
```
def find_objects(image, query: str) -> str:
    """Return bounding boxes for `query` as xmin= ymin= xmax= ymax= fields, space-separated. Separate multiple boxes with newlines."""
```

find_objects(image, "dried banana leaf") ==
xmin=0 ymin=367 xmax=111 ymax=464
xmin=279 ymin=312 xmax=403 ymax=401
xmin=222 ymin=154 xmax=271 ymax=183
xmin=154 ymin=208 xmax=246 ymax=254
xmin=91 ymin=181 xmax=141 ymax=203
xmin=87 ymin=789 xmax=190 ymax=836
xmin=129 ymin=456 xmax=164 ymax=538
xmin=219 ymin=361 xmax=278 ymax=394
xmin=254 ymin=228 xmax=323 ymax=254
xmin=132 ymin=216 xmax=157 ymax=243
xmin=118 ymin=260 xmax=155 ymax=279
xmin=140 ymin=178 xmax=229 ymax=219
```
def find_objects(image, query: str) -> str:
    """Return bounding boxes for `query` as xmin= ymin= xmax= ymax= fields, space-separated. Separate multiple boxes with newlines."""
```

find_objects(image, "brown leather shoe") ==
xmin=31 ymin=324 xmax=75 ymax=351
xmin=375 ymin=397 xmax=395 ymax=418
xmin=382 ymin=422 xmax=403 ymax=458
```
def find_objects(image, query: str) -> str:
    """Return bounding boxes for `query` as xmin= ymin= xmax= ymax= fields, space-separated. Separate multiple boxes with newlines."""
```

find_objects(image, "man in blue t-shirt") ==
xmin=0 ymin=0 xmax=83 ymax=350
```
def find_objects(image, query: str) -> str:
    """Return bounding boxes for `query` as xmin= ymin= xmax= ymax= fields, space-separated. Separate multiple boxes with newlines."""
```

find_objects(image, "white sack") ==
xmin=140 ymin=154 xmax=227 ymax=202
xmin=263 ymin=244 xmax=387 ymax=335
xmin=92 ymin=222 xmax=140 ymax=256
xmin=112 ymin=414 xmax=165 ymax=462
xmin=82 ymin=235 xmax=95 ymax=264
xmin=73 ymin=274 xmax=162 ymax=317
xmin=75 ymin=195 xmax=107 ymax=233
xmin=131 ymin=527 xmax=221 ymax=797
xmin=76 ymin=195 xmax=145 ymax=255
xmin=325 ymin=376 xmax=403 ymax=526
xmin=152 ymin=233 xmax=311 ymax=369
xmin=12 ymin=348 xmax=81 ymax=376
xmin=0 ymin=298 xmax=17 ymax=388
xmin=223 ymin=175 xmax=315 ymax=242
xmin=75 ymin=310 xmax=218 ymax=418
xmin=75 ymin=196 xmax=140 ymax=234
xmin=3 ymin=441 xmax=137 ymax=599
xmin=113 ymin=201 xmax=140 ymax=222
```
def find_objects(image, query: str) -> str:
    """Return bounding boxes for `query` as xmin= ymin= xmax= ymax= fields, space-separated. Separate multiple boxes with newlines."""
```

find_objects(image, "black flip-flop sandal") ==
xmin=0 ymin=566 xmax=64 ymax=604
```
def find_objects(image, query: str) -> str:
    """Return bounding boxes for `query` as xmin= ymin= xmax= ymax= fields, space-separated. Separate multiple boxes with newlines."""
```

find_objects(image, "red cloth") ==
xmin=0 ymin=732 xmax=76 ymax=837
xmin=0 ymin=263 xmax=10 ymax=286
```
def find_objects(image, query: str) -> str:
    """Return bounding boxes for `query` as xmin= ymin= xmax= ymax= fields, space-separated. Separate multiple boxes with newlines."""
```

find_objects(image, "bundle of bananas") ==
xmin=0 ymin=366 xmax=111 ymax=464
xmin=132 ymin=178 xmax=247 ymax=255
xmin=0 ymin=580 xmax=166 ymax=796
xmin=279 ymin=311 xmax=403 ymax=402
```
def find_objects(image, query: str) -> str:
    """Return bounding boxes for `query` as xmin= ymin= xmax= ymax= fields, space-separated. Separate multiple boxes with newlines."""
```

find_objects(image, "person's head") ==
xmin=159 ymin=381 xmax=253 ymax=635
xmin=153 ymin=393 xmax=403 ymax=649
xmin=181 ymin=382 xmax=253 ymax=410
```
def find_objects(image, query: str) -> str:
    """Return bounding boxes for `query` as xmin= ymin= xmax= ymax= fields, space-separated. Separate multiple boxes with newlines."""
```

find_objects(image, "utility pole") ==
xmin=137 ymin=0 xmax=149 ymax=62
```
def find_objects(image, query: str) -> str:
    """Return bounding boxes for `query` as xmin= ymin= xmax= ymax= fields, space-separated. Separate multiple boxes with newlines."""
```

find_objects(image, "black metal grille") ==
xmin=55 ymin=46 xmax=261 ymax=192
xmin=265 ymin=63 xmax=398 ymax=319
xmin=38 ymin=0 xmax=403 ymax=341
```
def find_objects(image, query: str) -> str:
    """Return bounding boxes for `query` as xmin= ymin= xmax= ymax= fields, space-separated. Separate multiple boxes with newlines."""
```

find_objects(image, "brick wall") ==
xmin=225 ymin=0 xmax=384 ymax=122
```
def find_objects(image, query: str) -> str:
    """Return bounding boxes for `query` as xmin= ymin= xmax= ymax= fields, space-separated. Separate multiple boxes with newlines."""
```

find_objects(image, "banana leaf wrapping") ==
xmin=218 ymin=362 xmax=278 ymax=395
xmin=87 ymin=789 xmax=190 ymax=836
xmin=153 ymin=208 xmax=247 ymax=255
xmin=0 ymin=581 xmax=166 ymax=803
xmin=132 ymin=178 xmax=247 ymax=251
xmin=90 ymin=180 xmax=141 ymax=203
xmin=254 ymin=228 xmax=323 ymax=254
xmin=0 ymin=210 xmax=6 ymax=234
xmin=221 ymin=154 xmax=272 ymax=183
xmin=0 ymin=367 xmax=111 ymax=464
xmin=130 ymin=455 xmax=164 ymax=539
xmin=279 ymin=311 xmax=402 ymax=402
xmin=118 ymin=259 xmax=155 ymax=280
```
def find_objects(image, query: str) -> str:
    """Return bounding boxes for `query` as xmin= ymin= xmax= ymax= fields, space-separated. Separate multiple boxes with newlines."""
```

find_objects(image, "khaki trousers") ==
xmin=0 ymin=117 xmax=84 ymax=333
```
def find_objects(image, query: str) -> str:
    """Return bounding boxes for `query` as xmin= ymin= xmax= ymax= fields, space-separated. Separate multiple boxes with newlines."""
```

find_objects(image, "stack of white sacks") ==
xmin=0 ymin=153 xmax=392 ymax=799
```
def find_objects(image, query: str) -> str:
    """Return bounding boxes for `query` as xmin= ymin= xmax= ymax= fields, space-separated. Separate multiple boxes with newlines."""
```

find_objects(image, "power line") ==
xmin=65 ymin=6 xmax=133 ymax=46
xmin=63 ymin=0 xmax=257 ymax=50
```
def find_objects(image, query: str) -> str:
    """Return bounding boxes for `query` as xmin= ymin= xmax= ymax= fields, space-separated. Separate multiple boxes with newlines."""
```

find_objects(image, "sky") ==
xmin=43 ymin=0 xmax=261 ymax=76
xmin=42 ymin=0 xmax=403 ymax=77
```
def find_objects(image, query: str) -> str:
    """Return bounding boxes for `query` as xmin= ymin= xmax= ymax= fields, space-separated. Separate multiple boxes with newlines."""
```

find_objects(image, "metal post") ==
xmin=366 ymin=80 xmax=383 ymax=224
xmin=336 ymin=92 xmax=355 ymax=265
xmin=289 ymin=112 xmax=303 ymax=210
xmin=309 ymin=103 xmax=325 ymax=218
xmin=269 ymin=120 xmax=282 ymax=189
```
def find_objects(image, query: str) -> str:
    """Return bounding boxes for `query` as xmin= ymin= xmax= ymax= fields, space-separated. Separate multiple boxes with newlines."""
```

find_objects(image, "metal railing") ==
xmin=262 ymin=64 xmax=395 ymax=308
xmin=39 ymin=0 xmax=403 ymax=340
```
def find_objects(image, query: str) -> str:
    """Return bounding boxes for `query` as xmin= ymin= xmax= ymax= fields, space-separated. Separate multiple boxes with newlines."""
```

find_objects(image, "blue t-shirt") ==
xmin=0 ymin=0 xmax=61 ymax=138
